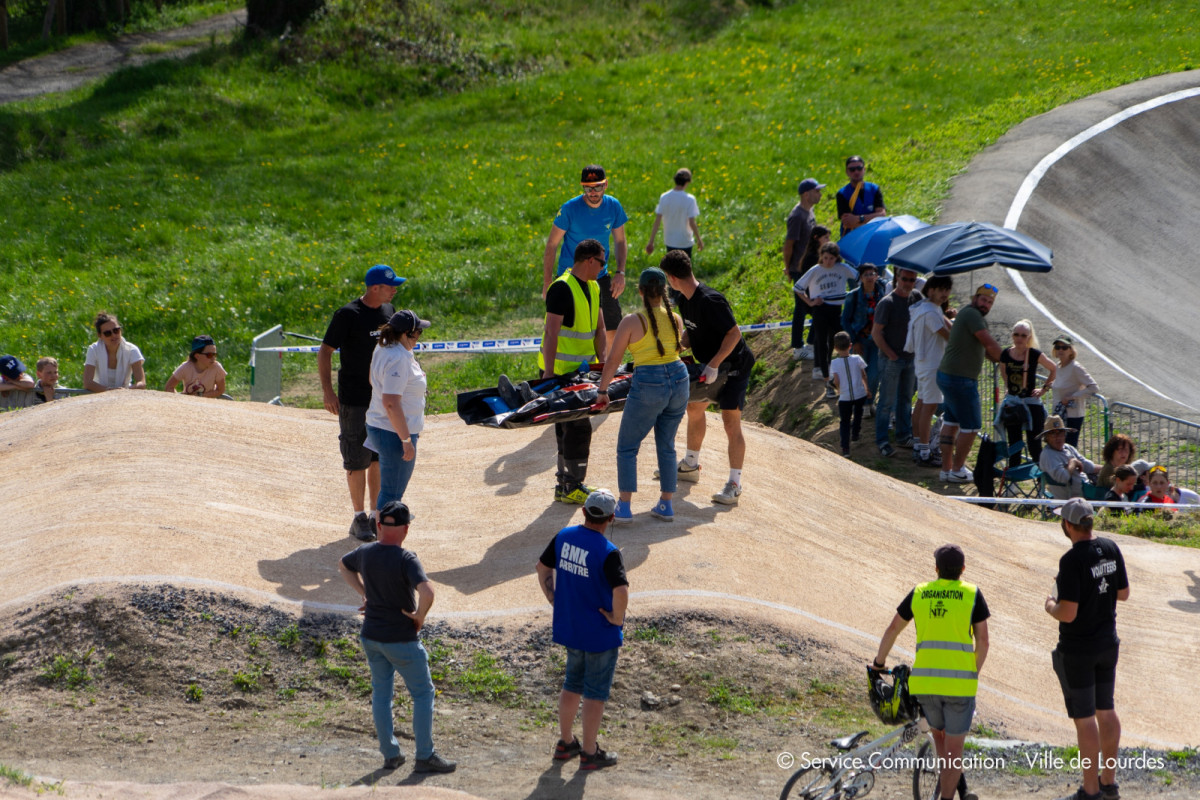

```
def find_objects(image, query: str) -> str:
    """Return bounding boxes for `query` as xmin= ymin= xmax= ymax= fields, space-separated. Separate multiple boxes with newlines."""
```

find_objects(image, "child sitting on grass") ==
xmin=1103 ymin=464 xmax=1137 ymax=512
xmin=827 ymin=331 xmax=870 ymax=458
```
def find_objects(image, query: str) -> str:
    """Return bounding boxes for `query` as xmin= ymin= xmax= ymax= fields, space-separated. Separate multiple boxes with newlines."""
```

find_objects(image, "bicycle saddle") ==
xmin=829 ymin=731 xmax=870 ymax=751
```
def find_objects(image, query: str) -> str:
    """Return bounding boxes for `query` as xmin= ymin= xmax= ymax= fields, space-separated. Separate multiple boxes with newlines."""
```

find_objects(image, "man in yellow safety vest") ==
xmin=873 ymin=544 xmax=990 ymax=800
xmin=540 ymin=239 xmax=608 ymax=504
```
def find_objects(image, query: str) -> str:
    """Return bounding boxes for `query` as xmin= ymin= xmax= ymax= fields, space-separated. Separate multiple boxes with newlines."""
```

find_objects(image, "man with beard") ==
xmin=935 ymin=285 xmax=1003 ymax=482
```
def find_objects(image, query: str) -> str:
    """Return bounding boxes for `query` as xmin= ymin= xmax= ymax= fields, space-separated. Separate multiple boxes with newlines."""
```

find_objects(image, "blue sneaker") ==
xmin=613 ymin=500 xmax=633 ymax=525
xmin=650 ymin=499 xmax=674 ymax=521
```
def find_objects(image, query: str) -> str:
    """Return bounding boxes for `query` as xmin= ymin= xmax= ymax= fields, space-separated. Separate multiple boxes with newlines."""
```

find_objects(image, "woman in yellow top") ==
xmin=596 ymin=267 xmax=689 ymax=524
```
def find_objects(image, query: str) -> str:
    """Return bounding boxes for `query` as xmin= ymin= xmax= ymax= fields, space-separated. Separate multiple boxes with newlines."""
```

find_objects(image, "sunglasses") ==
xmin=847 ymin=164 xmax=865 ymax=172
xmin=197 ymin=350 xmax=218 ymax=357
xmin=898 ymin=275 xmax=917 ymax=283
xmin=582 ymin=184 xmax=607 ymax=194
xmin=978 ymin=283 xmax=999 ymax=295
xmin=1011 ymin=332 xmax=1029 ymax=338
xmin=594 ymin=256 xmax=607 ymax=267
xmin=1053 ymin=344 xmax=1070 ymax=350
xmin=1148 ymin=466 xmax=1168 ymax=475
xmin=101 ymin=327 xmax=122 ymax=337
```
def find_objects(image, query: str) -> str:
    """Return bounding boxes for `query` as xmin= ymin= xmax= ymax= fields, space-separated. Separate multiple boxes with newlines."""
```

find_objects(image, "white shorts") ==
xmin=916 ymin=365 xmax=942 ymax=404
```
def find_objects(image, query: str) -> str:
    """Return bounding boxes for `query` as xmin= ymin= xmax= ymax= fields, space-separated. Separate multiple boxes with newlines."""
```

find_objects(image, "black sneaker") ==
xmin=579 ymin=745 xmax=618 ymax=770
xmin=1055 ymin=789 xmax=1101 ymax=800
xmin=497 ymin=374 xmax=524 ymax=410
xmin=382 ymin=754 xmax=405 ymax=770
xmin=414 ymin=752 xmax=457 ymax=773
xmin=350 ymin=512 xmax=375 ymax=542
xmin=368 ymin=516 xmax=378 ymax=537
xmin=878 ymin=442 xmax=896 ymax=458
xmin=1099 ymin=783 xmax=1119 ymax=800
xmin=554 ymin=736 xmax=582 ymax=760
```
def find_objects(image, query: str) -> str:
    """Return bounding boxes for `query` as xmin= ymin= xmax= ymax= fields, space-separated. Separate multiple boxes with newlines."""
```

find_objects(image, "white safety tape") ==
xmin=253 ymin=320 xmax=798 ymax=355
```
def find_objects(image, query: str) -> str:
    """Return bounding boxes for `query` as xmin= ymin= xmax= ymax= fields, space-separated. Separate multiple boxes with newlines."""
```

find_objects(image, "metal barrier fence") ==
xmin=1107 ymin=402 xmax=1200 ymax=490
xmin=979 ymin=364 xmax=1110 ymax=461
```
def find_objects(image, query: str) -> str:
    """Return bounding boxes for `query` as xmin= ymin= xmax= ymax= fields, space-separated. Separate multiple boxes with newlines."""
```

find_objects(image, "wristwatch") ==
xmin=859 ymin=214 xmax=865 ymax=223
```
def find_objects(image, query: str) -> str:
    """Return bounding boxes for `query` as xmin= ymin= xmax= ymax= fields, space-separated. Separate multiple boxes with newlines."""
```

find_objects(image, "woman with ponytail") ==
xmin=596 ymin=266 xmax=690 ymax=524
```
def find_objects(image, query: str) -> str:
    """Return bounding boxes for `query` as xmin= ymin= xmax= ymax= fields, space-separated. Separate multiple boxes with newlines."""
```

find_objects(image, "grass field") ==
xmin=0 ymin=0 xmax=1195 ymax=411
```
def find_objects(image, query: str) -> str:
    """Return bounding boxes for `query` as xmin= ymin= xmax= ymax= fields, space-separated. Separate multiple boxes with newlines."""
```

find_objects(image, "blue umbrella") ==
xmin=837 ymin=214 xmax=929 ymax=267
xmin=886 ymin=221 xmax=1053 ymax=275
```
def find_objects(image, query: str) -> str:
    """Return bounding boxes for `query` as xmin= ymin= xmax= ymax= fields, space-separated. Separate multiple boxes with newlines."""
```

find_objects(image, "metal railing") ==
xmin=1107 ymin=402 xmax=1200 ymax=490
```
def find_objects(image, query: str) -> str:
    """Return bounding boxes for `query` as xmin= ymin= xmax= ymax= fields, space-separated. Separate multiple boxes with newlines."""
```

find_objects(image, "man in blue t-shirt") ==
xmin=338 ymin=500 xmax=456 ymax=774
xmin=835 ymin=155 xmax=887 ymax=237
xmin=543 ymin=164 xmax=628 ymax=350
xmin=535 ymin=489 xmax=629 ymax=770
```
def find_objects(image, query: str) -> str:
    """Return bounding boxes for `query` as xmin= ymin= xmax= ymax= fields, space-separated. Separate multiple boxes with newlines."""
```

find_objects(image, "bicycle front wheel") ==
xmin=912 ymin=740 xmax=939 ymax=800
xmin=781 ymin=765 xmax=843 ymax=800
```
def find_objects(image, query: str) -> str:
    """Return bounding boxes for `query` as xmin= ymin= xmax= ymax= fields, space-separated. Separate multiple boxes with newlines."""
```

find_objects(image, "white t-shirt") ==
xmin=367 ymin=344 xmax=427 ymax=435
xmin=828 ymin=353 xmax=869 ymax=401
xmin=795 ymin=262 xmax=859 ymax=305
xmin=84 ymin=339 xmax=145 ymax=389
xmin=655 ymin=189 xmax=700 ymax=249
xmin=906 ymin=299 xmax=950 ymax=372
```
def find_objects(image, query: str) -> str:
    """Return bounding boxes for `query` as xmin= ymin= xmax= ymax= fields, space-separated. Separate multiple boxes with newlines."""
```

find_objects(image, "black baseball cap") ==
xmin=378 ymin=500 xmax=412 ymax=527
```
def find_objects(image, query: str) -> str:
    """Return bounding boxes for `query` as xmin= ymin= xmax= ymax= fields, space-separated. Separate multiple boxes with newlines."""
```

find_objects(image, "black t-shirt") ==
xmin=1000 ymin=347 xmax=1043 ymax=398
xmin=675 ymin=283 xmax=750 ymax=367
xmin=897 ymin=586 xmax=991 ymax=624
xmin=539 ymin=538 xmax=629 ymax=588
xmin=1054 ymin=536 xmax=1128 ymax=653
xmin=341 ymin=543 xmax=429 ymax=643
xmin=322 ymin=298 xmax=395 ymax=406
xmin=545 ymin=274 xmax=594 ymax=329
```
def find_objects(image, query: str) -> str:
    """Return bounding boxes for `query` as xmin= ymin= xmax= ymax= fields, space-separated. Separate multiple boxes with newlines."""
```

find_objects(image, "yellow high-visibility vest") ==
xmin=908 ymin=579 xmax=979 ymax=697
xmin=539 ymin=272 xmax=600 ymax=376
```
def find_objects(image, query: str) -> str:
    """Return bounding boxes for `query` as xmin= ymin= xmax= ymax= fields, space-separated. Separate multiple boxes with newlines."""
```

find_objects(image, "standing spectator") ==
xmin=840 ymin=262 xmax=886 ymax=414
xmin=541 ymin=239 xmax=608 ymax=505
xmin=367 ymin=311 xmax=431 ymax=515
xmin=1050 ymin=334 xmax=1099 ymax=449
xmin=338 ymin=500 xmax=456 ymax=774
xmin=999 ymin=320 xmax=1057 ymax=464
xmin=935 ymin=285 xmax=1003 ymax=482
xmin=836 ymin=156 xmax=887 ymax=237
xmin=873 ymin=544 xmax=989 ymax=800
xmin=596 ymin=267 xmax=689 ymax=524
xmin=164 ymin=335 xmax=227 ymax=397
xmin=794 ymin=242 xmax=857 ymax=393
xmin=1096 ymin=434 xmax=1136 ymax=489
xmin=660 ymin=251 xmax=756 ymax=506
xmin=83 ymin=313 xmax=147 ymax=392
xmin=871 ymin=267 xmax=920 ymax=457
xmin=1044 ymin=498 xmax=1129 ymax=800
xmin=535 ymin=489 xmax=628 ymax=771
xmin=543 ymin=165 xmax=627 ymax=350
xmin=0 ymin=355 xmax=36 ymax=410
xmin=828 ymin=331 xmax=869 ymax=457
xmin=645 ymin=168 xmax=703 ymax=259
xmin=783 ymin=178 xmax=826 ymax=361
xmin=320 ymin=265 xmax=403 ymax=541
xmin=906 ymin=275 xmax=953 ymax=467
xmin=1038 ymin=416 xmax=1100 ymax=500
xmin=34 ymin=357 xmax=60 ymax=404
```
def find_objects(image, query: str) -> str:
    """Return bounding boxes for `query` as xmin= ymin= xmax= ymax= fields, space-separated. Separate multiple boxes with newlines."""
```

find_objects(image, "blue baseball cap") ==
xmin=0 ymin=355 xmax=26 ymax=380
xmin=365 ymin=265 xmax=406 ymax=287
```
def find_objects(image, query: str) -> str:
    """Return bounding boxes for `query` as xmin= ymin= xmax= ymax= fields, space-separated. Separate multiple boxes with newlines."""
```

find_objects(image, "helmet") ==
xmin=867 ymin=664 xmax=920 ymax=725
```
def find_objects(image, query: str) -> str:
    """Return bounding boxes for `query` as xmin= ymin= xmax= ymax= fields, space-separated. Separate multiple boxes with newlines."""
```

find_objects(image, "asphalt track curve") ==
xmin=940 ymin=69 xmax=1200 ymax=420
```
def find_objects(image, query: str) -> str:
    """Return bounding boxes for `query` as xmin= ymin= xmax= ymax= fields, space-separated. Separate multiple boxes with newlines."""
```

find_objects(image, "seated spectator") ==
xmin=1096 ymin=433 xmax=1137 ymax=488
xmin=1129 ymin=459 xmax=1155 ymax=500
xmin=1037 ymin=415 xmax=1099 ymax=499
xmin=164 ymin=335 xmax=227 ymax=397
xmin=83 ymin=312 xmax=146 ymax=392
xmin=1138 ymin=465 xmax=1176 ymax=507
xmin=1168 ymin=483 xmax=1200 ymax=507
xmin=1103 ymin=465 xmax=1138 ymax=510
xmin=0 ymin=355 xmax=36 ymax=410
xmin=34 ymin=357 xmax=61 ymax=403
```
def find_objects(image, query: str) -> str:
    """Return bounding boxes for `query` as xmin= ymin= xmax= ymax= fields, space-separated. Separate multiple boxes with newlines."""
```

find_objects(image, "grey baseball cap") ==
xmin=583 ymin=489 xmax=617 ymax=518
xmin=1054 ymin=497 xmax=1095 ymax=525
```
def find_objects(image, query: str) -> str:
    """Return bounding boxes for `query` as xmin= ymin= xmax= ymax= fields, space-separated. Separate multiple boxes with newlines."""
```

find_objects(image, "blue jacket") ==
xmin=551 ymin=525 xmax=624 ymax=652
xmin=841 ymin=284 xmax=886 ymax=345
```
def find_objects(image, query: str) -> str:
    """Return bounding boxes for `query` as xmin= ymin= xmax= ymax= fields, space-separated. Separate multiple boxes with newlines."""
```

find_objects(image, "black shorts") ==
xmin=1052 ymin=644 xmax=1119 ymax=719
xmin=596 ymin=273 xmax=623 ymax=333
xmin=714 ymin=348 xmax=755 ymax=411
xmin=338 ymin=404 xmax=379 ymax=471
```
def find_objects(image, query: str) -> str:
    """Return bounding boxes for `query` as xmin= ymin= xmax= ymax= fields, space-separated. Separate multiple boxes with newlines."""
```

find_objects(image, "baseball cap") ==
xmin=639 ymin=267 xmax=667 ymax=289
xmin=388 ymin=310 xmax=432 ymax=334
xmin=378 ymin=500 xmax=412 ymax=527
xmin=581 ymin=165 xmax=606 ymax=185
xmin=583 ymin=489 xmax=617 ymax=518
xmin=797 ymin=178 xmax=826 ymax=194
xmin=1054 ymin=497 xmax=1094 ymax=525
xmin=190 ymin=334 xmax=215 ymax=353
xmin=934 ymin=544 xmax=965 ymax=574
xmin=1053 ymin=334 xmax=1076 ymax=347
xmin=1130 ymin=459 xmax=1156 ymax=476
xmin=365 ymin=265 xmax=406 ymax=287
xmin=0 ymin=355 xmax=25 ymax=380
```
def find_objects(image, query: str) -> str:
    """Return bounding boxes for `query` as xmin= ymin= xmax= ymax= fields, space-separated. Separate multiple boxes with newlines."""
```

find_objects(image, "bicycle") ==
xmin=780 ymin=666 xmax=940 ymax=800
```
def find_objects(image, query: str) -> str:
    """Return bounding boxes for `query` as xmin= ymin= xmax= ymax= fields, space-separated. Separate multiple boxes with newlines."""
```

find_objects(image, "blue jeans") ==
xmin=361 ymin=637 xmax=435 ymax=760
xmin=875 ymin=355 xmax=915 ymax=446
xmin=859 ymin=340 xmax=881 ymax=401
xmin=617 ymin=361 xmax=690 ymax=494
xmin=367 ymin=426 xmax=419 ymax=509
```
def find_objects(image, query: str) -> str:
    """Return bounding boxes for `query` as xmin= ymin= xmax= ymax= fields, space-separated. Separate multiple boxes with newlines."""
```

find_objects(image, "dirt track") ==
xmin=2 ymin=391 xmax=1198 ymax=763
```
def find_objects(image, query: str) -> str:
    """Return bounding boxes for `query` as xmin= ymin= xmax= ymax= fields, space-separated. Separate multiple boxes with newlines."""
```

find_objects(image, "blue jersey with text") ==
xmin=552 ymin=525 xmax=624 ymax=652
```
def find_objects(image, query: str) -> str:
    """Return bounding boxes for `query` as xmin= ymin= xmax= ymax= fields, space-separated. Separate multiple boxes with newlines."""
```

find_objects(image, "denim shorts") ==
xmin=563 ymin=646 xmax=620 ymax=701
xmin=918 ymin=694 xmax=976 ymax=736
xmin=936 ymin=371 xmax=982 ymax=433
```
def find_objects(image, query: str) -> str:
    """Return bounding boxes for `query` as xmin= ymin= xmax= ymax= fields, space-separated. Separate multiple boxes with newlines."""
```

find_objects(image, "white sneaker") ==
xmin=944 ymin=467 xmax=974 ymax=483
xmin=812 ymin=367 xmax=825 ymax=381
xmin=797 ymin=344 xmax=814 ymax=360
xmin=712 ymin=481 xmax=742 ymax=505
xmin=865 ymin=401 xmax=875 ymax=419
xmin=654 ymin=460 xmax=701 ymax=483
xmin=792 ymin=348 xmax=804 ymax=361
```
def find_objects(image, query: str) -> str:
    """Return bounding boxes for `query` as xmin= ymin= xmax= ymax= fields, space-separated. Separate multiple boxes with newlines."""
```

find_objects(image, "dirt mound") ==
xmin=3 ymin=391 xmax=1198 ymax=752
